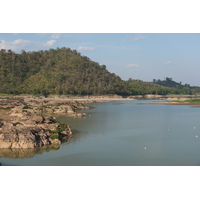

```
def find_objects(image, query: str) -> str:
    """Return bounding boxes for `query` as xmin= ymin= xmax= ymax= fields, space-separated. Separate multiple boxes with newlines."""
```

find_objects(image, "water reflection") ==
xmin=0 ymin=146 xmax=61 ymax=159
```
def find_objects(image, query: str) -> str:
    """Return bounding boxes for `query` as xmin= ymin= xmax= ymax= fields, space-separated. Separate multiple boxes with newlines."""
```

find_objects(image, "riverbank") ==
xmin=23 ymin=94 xmax=132 ymax=104
xmin=143 ymin=97 xmax=200 ymax=105
xmin=0 ymin=95 xmax=132 ymax=151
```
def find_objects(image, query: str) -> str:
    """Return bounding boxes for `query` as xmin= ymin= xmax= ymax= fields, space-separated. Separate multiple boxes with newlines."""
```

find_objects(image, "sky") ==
xmin=0 ymin=33 xmax=199 ymax=86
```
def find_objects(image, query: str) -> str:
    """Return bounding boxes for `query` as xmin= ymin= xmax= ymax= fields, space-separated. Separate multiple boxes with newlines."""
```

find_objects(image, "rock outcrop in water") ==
xmin=0 ymin=115 xmax=72 ymax=149
xmin=0 ymin=98 xmax=76 ymax=149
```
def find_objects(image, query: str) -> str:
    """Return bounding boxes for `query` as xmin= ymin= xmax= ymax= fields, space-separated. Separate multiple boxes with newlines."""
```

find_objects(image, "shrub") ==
xmin=0 ymin=107 xmax=13 ymax=110
xmin=13 ymin=122 xmax=22 ymax=126
xmin=50 ymin=134 xmax=59 ymax=140
xmin=23 ymin=105 xmax=33 ymax=109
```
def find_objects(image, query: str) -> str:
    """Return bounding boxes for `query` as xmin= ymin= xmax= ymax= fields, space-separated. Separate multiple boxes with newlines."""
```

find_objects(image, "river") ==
xmin=1 ymin=100 xmax=200 ymax=166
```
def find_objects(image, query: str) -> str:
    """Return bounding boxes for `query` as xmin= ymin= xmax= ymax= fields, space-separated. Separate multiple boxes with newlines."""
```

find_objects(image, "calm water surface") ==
xmin=1 ymin=100 xmax=200 ymax=166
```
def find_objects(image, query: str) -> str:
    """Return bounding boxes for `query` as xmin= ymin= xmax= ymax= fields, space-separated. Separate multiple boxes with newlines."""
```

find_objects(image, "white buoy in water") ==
xmin=195 ymin=135 xmax=198 ymax=138
xmin=144 ymin=147 xmax=147 ymax=150
xmin=194 ymin=127 xmax=196 ymax=129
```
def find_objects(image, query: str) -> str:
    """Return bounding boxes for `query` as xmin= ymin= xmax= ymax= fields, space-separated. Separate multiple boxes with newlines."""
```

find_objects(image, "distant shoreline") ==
xmin=143 ymin=102 xmax=200 ymax=105
xmin=142 ymin=100 xmax=200 ymax=106
xmin=24 ymin=96 xmax=133 ymax=104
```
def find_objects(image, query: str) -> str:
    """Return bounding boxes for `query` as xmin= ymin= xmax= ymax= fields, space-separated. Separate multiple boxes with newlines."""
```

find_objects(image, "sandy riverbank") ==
xmin=143 ymin=99 xmax=200 ymax=105
xmin=23 ymin=96 xmax=133 ymax=104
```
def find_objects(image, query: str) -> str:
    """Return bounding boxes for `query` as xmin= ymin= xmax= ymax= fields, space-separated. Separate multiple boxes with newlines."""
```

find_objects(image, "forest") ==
xmin=0 ymin=48 xmax=199 ymax=96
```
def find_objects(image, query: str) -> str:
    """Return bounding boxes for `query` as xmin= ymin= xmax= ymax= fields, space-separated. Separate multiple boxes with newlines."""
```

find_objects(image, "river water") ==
xmin=1 ymin=100 xmax=200 ymax=166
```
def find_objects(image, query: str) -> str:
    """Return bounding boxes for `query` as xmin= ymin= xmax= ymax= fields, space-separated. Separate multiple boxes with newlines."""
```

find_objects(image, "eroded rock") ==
xmin=0 ymin=97 xmax=89 ymax=149
xmin=0 ymin=115 xmax=72 ymax=149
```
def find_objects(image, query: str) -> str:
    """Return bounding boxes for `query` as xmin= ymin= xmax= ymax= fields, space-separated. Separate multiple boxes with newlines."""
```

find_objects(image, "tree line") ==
xmin=0 ymin=48 xmax=199 ymax=96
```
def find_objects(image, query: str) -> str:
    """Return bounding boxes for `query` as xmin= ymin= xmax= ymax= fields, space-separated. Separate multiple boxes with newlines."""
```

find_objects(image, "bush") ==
xmin=50 ymin=134 xmax=59 ymax=140
xmin=0 ymin=107 xmax=13 ymax=110
xmin=23 ymin=105 xmax=33 ymax=109
xmin=13 ymin=122 xmax=22 ymax=126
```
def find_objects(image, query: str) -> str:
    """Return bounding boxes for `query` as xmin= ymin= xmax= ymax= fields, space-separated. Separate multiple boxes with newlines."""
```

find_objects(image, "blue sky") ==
xmin=0 ymin=33 xmax=200 ymax=86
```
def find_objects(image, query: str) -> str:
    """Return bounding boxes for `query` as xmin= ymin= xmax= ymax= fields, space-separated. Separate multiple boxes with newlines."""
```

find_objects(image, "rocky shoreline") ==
xmin=0 ymin=95 xmax=130 ymax=151
xmin=0 ymin=95 xmax=130 ymax=162
xmin=0 ymin=96 xmax=91 ymax=149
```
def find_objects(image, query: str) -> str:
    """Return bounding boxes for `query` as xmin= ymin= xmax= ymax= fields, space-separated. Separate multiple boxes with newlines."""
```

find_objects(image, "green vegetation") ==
xmin=0 ymin=48 xmax=126 ymax=95
xmin=152 ymin=77 xmax=194 ymax=95
xmin=47 ymin=123 xmax=69 ymax=140
xmin=38 ymin=104 xmax=52 ymax=110
xmin=153 ymin=77 xmax=187 ymax=88
xmin=45 ymin=123 xmax=67 ymax=134
xmin=53 ymin=123 xmax=68 ymax=133
xmin=0 ymin=106 xmax=13 ymax=110
xmin=50 ymin=134 xmax=59 ymax=140
xmin=173 ymin=98 xmax=200 ymax=103
xmin=23 ymin=105 xmax=33 ymax=109
xmin=125 ymin=79 xmax=174 ymax=95
xmin=0 ymin=48 xmax=199 ymax=96
xmin=13 ymin=122 xmax=22 ymax=126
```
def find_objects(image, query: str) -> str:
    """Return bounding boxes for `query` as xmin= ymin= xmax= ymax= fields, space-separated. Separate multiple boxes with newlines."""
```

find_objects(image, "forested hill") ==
xmin=0 ymin=48 xmax=199 ymax=96
xmin=0 ymin=48 xmax=127 ymax=95
xmin=153 ymin=77 xmax=191 ymax=88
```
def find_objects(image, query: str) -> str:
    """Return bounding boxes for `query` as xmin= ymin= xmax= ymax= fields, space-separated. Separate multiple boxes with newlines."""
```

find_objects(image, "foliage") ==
xmin=45 ymin=123 xmax=68 ymax=135
xmin=152 ymin=77 xmax=194 ymax=95
xmin=56 ymin=123 xmax=68 ymax=133
xmin=0 ymin=106 xmax=13 ymax=110
xmin=50 ymin=134 xmax=59 ymax=140
xmin=23 ymin=105 xmax=33 ymax=109
xmin=0 ymin=48 xmax=128 ymax=95
xmin=12 ymin=122 xmax=22 ymax=126
xmin=0 ymin=48 xmax=199 ymax=96
xmin=125 ymin=79 xmax=176 ymax=95
xmin=173 ymin=98 xmax=200 ymax=103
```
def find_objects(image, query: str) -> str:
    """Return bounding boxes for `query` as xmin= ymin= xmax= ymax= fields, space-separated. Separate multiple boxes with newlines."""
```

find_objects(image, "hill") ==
xmin=0 ymin=48 xmax=199 ymax=96
xmin=153 ymin=77 xmax=191 ymax=88
xmin=152 ymin=77 xmax=196 ymax=95
xmin=0 ymin=48 xmax=127 ymax=95
xmin=125 ymin=78 xmax=175 ymax=95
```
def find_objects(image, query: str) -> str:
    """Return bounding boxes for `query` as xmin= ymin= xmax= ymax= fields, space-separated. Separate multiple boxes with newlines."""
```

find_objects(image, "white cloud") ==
xmin=44 ymin=40 xmax=56 ymax=47
xmin=0 ymin=39 xmax=56 ymax=51
xmin=164 ymin=61 xmax=172 ymax=64
xmin=0 ymin=39 xmax=32 ymax=50
xmin=129 ymin=35 xmax=146 ymax=41
xmin=126 ymin=64 xmax=140 ymax=68
xmin=77 ymin=46 xmax=95 ymax=51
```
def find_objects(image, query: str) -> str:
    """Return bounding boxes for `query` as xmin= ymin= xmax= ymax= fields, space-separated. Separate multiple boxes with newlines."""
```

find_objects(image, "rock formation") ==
xmin=0 ymin=98 xmax=76 ymax=149
xmin=0 ymin=115 xmax=72 ymax=149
